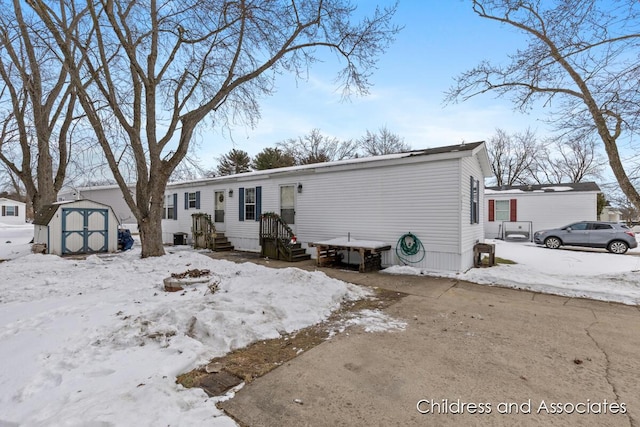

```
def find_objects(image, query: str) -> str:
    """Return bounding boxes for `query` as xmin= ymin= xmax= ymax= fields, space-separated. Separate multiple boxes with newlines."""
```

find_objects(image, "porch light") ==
xmin=297 ymin=183 xmax=303 ymax=193
xmin=229 ymin=189 xmax=233 ymax=197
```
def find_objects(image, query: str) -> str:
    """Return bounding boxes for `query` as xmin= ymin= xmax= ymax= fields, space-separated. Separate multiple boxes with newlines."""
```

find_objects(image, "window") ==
xmin=245 ymin=188 xmax=256 ymax=220
xmin=238 ymin=186 xmax=261 ymax=222
xmin=470 ymin=177 xmax=479 ymax=224
xmin=568 ymin=222 xmax=589 ymax=231
xmin=2 ymin=205 xmax=18 ymax=216
xmin=184 ymin=191 xmax=200 ymax=210
xmin=592 ymin=223 xmax=612 ymax=230
xmin=495 ymin=200 xmax=510 ymax=221
xmin=163 ymin=194 xmax=177 ymax=220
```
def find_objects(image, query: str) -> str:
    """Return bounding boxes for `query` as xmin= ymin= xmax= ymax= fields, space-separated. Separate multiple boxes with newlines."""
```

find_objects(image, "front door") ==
xmin=214 ymin=190 xmax=226 ymax=232
xmin=280 ymin=185 xmax=295 ymax=230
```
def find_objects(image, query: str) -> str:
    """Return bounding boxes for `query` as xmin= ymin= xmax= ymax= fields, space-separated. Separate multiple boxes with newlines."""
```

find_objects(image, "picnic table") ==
xmin=307 ymin=237 xmax=391 ymax=273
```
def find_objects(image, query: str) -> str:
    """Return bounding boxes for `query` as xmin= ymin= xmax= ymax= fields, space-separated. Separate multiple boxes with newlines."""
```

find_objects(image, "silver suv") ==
xmin=533 ymin=221 xmax=638 ymax=254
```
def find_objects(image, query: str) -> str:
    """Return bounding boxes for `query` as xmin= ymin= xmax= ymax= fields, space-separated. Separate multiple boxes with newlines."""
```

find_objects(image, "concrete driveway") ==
xmin=210 ymin=253 xmax=640 ymax=427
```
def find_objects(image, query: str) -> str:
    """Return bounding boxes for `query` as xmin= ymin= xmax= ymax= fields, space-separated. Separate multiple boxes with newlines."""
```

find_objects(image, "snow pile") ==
xmin=0 ymin=224 xmax=381 ymax=426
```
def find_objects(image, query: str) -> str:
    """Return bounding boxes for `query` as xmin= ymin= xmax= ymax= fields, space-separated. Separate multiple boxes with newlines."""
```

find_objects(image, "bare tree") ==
xmin=0 ymin=0 xmax=82 ymax=216
xmin=358 ymin=126 xmax=410 ymax=156
xmin=531 ymin=136 xmax=604 ymax=184
xmin=487 ymin=128 xmax=540 ymax=186
xmin=278 ymin=128 xmax=359 ymax=165
xmin=217 ymin=148 xmax=251 ymax=176
xmin=168 ymin=155 xmax=209 ymax=182
xmin=610 ymin=194 xmax=640 ymax=224
xmin=446 ymin=0 xmax=640 ymax=210
xmin=27 ymin=0 xmax=399 ymax=257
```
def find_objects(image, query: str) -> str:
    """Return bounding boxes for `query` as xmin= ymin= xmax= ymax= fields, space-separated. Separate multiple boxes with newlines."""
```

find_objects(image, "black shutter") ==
xmin=173 ymin=193 xmax=178 ymax=220
xmin=238 ymin=187 xmax=245 ymax=221
xmin=195 ymin=191 xmax=201 ymax=209
xmin=255 ymin=186 xmax=262 ymax=221
xmin=184 ymin=192 xmax=189 ymax=210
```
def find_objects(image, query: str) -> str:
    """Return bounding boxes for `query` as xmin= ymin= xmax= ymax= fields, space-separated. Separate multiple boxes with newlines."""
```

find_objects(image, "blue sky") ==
xmin=195 ymin=1 xmax=547 ymax=168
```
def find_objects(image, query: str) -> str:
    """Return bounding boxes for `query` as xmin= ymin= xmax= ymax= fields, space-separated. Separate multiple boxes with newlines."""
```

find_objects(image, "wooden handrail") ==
xmin=259 ymin=213 xmax=295 ymax=260
xmin=259 ymin=213 xmax=294 ymax=242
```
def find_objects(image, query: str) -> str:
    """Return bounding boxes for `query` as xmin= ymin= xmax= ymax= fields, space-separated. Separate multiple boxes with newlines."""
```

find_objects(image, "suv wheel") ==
xmin=544 ymin=237 xmax=562 ymax=249
xmin=607 ymin=240 xmax=629 ymax=254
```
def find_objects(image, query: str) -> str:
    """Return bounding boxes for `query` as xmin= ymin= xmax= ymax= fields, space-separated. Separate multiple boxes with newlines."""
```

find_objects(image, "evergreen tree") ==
xmin=252 ymin=147 xmax=296 ymax=170
xmin=217 ymin=149 xmax=251 ymax=176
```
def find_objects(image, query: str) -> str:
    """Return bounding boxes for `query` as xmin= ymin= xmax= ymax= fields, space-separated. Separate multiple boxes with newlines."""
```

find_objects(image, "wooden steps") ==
xmin=289 ymin=243 xmax=311 ymax=262
xmin=213 ymin=233 xmax=234 ymax=252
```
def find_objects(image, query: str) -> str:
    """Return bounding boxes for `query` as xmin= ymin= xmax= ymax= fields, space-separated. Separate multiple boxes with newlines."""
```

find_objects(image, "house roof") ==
xmin=0 ymin=197 xmax=26 ymax=205
xmin=167 ymin=141 xmax=491 ymax=188
xmin=486 ymin=182 xmax=601 ymax=194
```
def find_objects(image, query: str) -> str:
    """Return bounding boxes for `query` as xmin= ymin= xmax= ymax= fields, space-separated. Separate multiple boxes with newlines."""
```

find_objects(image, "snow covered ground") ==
xmin=1 ymin=223 xmax=639 ymax=425
xmin=0 ymin=224 xmax=403 ymax=426
xmin=385 ymin=237 xmax=640 ymax=306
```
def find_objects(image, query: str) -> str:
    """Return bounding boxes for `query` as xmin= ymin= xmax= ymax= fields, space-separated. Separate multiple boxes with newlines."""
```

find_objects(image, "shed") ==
xmin=33 ymin=199 xmax=120 ymax=255
xmin=0 ymin=197 xmax=26 ymax=225
xmin=484 ymin=182 xmax=601 ymax=240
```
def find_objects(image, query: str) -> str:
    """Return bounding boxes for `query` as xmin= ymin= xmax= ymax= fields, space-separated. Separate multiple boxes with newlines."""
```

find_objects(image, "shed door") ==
xmin=62 ymin=208 xmax=109 ymax=254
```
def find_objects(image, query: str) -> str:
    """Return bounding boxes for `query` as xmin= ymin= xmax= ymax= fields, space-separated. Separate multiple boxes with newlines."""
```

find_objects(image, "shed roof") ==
xmin=33 ymin=199 xmax=117 ymax=226
xmin=486 ymin=182 xmax=601 ymax=194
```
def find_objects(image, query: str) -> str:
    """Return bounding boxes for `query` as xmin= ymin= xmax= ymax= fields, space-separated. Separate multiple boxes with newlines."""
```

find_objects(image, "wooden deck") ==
xmin=307 ymin=237 xmax=392 ymax=273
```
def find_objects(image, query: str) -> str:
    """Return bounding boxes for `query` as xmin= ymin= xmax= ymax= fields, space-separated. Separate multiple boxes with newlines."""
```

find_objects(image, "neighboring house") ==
xmin=0 ymin=198 xmax=26 ymax=225
xmin=33 ymin=199 xmax=120 ymax=256
xmin=485 ymin=182 xmax=601 ymax=239
xmin=599 ymin=204 xmax=622 ymax=223
xmin=58 ymin=142 xmax=492 ymax=272
xmin=58 ymin=185 xmax=136 ymax=225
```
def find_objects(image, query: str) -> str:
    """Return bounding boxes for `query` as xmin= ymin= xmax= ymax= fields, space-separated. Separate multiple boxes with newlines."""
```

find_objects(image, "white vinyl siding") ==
xmin=484 ymin=191 xmax=598 ymax=239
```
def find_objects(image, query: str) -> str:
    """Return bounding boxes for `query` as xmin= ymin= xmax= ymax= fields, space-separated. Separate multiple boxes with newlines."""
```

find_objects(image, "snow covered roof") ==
xmin=485 ymin=182 xmax=601 ymax=194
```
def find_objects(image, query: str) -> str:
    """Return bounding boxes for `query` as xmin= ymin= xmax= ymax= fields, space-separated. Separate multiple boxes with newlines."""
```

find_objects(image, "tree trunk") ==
xmin=138 ymin=210 xmax=165 ymax=258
